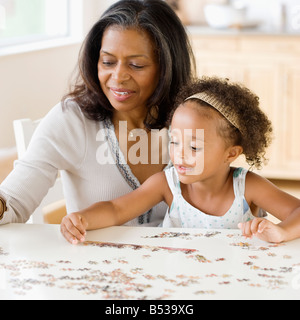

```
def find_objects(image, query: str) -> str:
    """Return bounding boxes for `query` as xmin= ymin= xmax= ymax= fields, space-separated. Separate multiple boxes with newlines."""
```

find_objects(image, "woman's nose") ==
xmin=112 ymin=63 xmax=130 ymax=82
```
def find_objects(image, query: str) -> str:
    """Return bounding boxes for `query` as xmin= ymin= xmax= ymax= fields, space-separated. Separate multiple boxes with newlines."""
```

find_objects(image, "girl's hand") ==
xmin=60 ymin=212 xmax=88 ymax=245
xmin=238 ymin=218 xmax=286 ymax=244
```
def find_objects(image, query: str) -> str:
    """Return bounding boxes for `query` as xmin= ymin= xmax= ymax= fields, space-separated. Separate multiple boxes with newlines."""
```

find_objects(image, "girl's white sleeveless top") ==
xmin=162 ymin=167 xmax=262 ymax=229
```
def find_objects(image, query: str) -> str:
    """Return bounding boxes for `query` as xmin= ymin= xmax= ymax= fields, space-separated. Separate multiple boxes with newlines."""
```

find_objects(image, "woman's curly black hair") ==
xmin=171 ymin=77 xmax=273 ymax=170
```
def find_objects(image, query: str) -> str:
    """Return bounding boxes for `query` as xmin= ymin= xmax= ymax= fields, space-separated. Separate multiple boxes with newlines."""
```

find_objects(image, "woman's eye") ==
xmin=102 ymin=61 xmax=115 ymax=66
xmin=131 ymin=64 xmax=145 ymax=69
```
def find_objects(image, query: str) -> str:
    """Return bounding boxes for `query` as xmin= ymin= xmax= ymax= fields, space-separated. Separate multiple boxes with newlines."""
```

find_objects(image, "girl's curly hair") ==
xmin=171 ymin=77 xmax=273 ymax=170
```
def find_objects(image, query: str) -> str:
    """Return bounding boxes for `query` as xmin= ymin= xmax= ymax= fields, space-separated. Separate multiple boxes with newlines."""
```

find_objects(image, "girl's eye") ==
xmin=191 ymin=146 xmax=202 ymax=152
xmin=169 ymin=141 xmax=179 ymax=146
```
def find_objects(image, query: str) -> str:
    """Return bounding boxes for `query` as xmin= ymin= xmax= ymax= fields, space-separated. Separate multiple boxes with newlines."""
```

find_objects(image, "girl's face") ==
xmin=98 ymin=26 xmax=160 ymax=116
xmin=169 ymin=101 xmax=234 ymax=184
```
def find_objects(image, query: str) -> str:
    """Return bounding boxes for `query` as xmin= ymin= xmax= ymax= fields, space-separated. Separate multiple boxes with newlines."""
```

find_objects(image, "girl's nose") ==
xmin=175 ymin=146 xmax=185 ymax=163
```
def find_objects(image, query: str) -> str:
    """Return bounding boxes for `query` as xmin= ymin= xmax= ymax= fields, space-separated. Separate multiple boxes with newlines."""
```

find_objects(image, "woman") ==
xmin=0 ymin=0 xmax=195 ymax=229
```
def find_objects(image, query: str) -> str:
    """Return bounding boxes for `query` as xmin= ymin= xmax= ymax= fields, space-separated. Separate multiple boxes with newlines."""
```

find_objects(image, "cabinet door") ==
xmin=241 ymin=61 xmax=283 ymax=178
xmin=196 ymin=57 xmax=283 ymax=178
xmin=281 ymin=65 xmax=300 ymax=179
xmin=192 ymin=35 xmax=300 ymax=179
xmin=196 ymin=57 xmax=243 ymax=82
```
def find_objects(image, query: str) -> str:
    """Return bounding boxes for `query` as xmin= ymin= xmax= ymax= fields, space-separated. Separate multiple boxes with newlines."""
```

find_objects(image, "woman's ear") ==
xmin=226 ymin=145 xmax=243 ymax=164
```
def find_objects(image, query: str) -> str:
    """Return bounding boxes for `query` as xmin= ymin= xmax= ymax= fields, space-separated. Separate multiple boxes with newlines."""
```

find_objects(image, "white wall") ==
xmin=0 ymin=44 xmax=80 ymax=149
xmin=0 ymin=0 xmax=115 ymax=149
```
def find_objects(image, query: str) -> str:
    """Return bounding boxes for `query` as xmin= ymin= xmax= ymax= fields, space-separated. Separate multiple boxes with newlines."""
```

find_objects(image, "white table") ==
xmin=0 ymin=223 xmax=300 ymax=300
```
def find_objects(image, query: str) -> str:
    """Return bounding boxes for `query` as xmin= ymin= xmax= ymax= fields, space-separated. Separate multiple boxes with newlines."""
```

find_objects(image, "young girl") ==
xmin=61 ymin=77 xmax=300 ymax=245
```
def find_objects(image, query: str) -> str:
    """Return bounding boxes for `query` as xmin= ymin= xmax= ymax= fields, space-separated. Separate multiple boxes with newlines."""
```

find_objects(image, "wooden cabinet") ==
xmin=190 ymin=34 xmax=300 ymax=180
xmin=281 ymin=64 xmax=300 ymax=178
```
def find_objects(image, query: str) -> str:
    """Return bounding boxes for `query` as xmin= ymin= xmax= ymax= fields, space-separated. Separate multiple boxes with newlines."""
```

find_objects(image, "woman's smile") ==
xmin=98 ymin=27 xmax=159 ymax=113
xmin=110 ymin=87 xmax=136 ymax=102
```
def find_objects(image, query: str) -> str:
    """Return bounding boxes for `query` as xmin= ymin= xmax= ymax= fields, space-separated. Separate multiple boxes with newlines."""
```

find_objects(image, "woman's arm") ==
xmin=240 ymin=172 xmax=300 ymax=243
xmin=0 ymin=102 xmax=86 ymax=224
xmin=60 ymin=171 xmax=171 ymax=244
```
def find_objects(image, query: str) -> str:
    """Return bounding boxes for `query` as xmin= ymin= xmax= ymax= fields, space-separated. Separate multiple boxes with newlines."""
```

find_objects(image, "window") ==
xmin=0 ymin=0 xmax=82 ymax=52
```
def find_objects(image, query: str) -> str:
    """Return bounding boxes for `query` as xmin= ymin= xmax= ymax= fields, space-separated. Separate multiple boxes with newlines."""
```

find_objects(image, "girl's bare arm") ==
xmin=241 ymin=172 xmax=300 ymax=243
xmin=61 ymin=172 xmax=172 ymax=244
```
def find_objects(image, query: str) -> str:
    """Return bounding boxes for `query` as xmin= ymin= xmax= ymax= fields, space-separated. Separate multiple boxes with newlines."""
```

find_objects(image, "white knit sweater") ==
xmin=0 ymin=100 xmax=167 ymax=226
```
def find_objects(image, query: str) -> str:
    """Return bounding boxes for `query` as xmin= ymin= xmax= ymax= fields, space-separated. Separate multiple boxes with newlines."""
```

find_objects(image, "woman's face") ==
xmin=98 ymin=26 xmax=160 ymax=115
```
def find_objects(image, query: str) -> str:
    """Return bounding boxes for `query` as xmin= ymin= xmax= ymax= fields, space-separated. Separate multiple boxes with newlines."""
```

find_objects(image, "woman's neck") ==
xmin=112 ymin=109 xmax=148 ymax=131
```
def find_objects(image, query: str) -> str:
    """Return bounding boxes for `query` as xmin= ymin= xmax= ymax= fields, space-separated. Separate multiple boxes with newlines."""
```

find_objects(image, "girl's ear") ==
xmin=226 ymin=145 xmax=243 ymax=163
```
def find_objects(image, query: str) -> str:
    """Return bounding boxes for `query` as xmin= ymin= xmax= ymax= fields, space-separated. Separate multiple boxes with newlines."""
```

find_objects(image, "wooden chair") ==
xmin=0 ymin=148 xmax=17 ymax=184
xmin=13 ymin=119 xmax=67 ymax=224
xmin=43 ymin=199 xmax=67 ymax=224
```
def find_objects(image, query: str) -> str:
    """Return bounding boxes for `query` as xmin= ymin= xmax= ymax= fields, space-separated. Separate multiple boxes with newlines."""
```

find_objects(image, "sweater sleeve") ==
xmin=0 ymin=101 xmax=87 ymax=224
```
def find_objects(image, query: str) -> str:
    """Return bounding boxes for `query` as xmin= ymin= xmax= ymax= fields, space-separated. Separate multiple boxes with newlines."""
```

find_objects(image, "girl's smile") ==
xmin=175 ymin=165 xmax=194 ymax=175
xmin=170 ymin=101 xmax=232 ymax=184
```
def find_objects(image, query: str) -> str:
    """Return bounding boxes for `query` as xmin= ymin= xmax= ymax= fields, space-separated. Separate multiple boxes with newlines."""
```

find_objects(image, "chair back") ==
xmin=13 ymin=119 xmax=41 ymax=159
xmin=13 ymin=118 xmax=66 ymax=224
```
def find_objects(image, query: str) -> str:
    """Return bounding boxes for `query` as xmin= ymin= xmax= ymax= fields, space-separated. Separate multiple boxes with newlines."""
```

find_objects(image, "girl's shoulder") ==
xmin=243 ymin=169 xmax=275 ymax=201
xmin=140 ymin=170 xmax=173 ymax=206
xmin=145 ymin=170 xmax=169 ymax=188
xmin=244 ymin=169 xmax=266 ymax=185
xmin=234 ymin=168 xmax=266 ymax=192
xmin=232 ymin=167 xmax=248 ymax=178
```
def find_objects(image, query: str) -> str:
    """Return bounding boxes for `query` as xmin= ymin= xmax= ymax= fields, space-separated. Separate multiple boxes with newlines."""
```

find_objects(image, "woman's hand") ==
xmin=60 ymin=212 xmax=88 ymax=245
xmin=238 ymin=218 xmax=286 ymax=244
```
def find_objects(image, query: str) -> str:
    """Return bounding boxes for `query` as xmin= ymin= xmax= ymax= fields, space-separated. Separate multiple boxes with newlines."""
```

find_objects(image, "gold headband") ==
xmin=185 ymin=92 xmax=243 ymax=135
